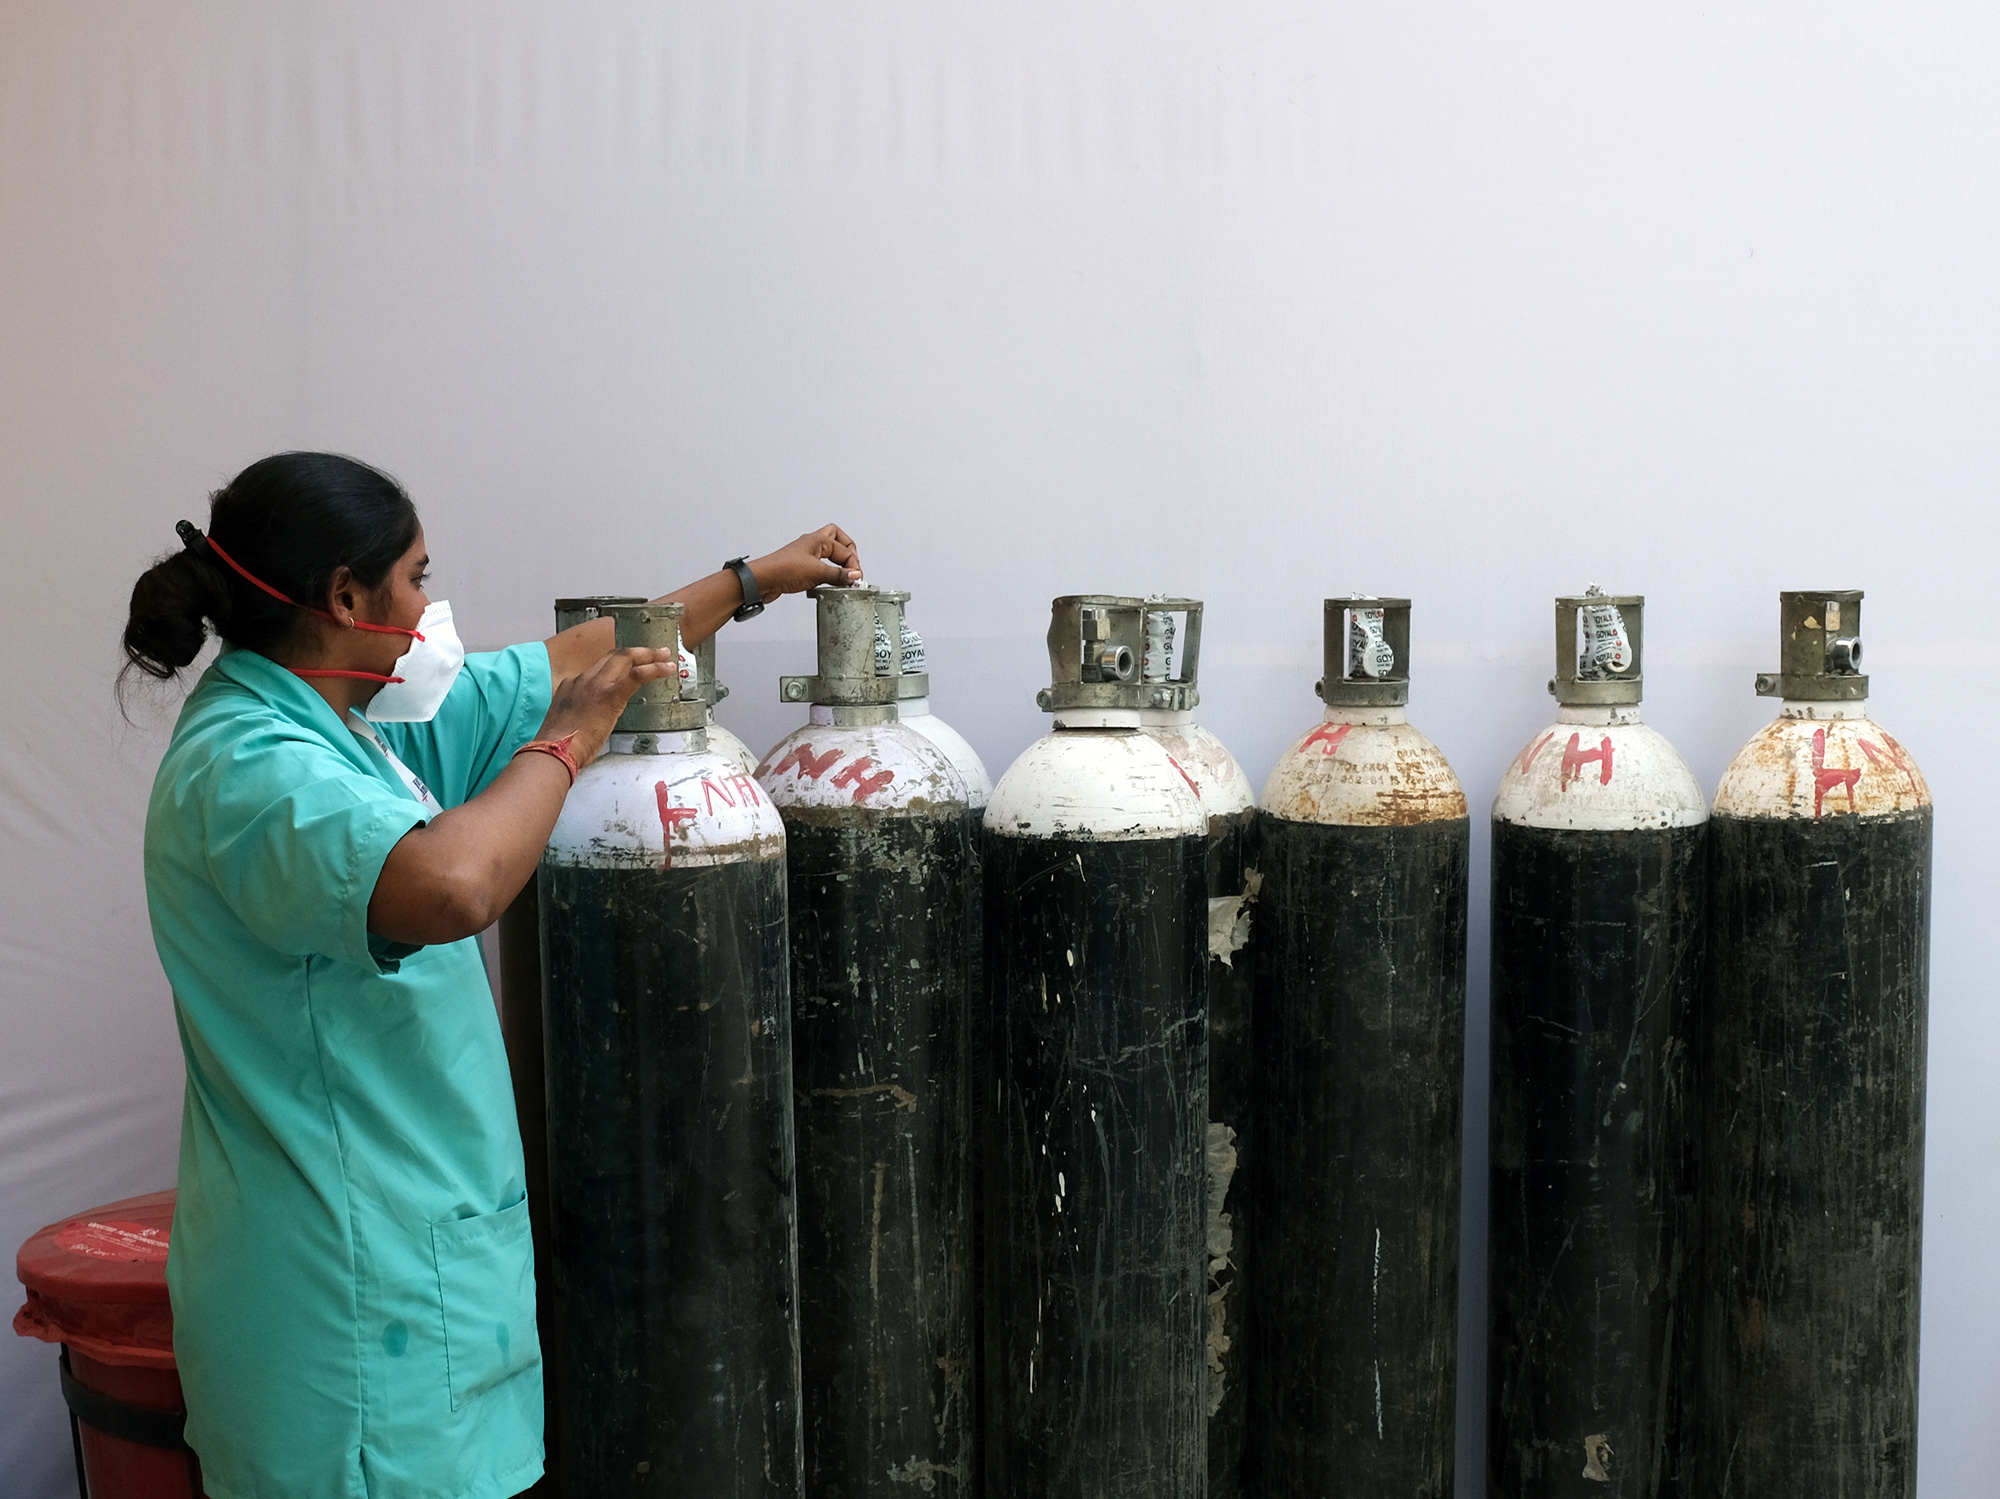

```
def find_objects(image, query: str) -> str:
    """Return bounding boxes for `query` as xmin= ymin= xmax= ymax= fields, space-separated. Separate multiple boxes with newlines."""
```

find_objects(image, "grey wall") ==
xmin=2 ymin=4 xmax=1996 ymax=1494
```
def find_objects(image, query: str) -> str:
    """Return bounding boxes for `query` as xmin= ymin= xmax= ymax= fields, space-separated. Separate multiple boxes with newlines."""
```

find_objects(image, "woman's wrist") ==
xmin=513 ymin=732 xmax=582 ymax=787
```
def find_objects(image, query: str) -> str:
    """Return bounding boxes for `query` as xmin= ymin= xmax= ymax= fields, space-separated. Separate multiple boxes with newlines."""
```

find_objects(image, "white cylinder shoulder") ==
xmin=985 ymin=729 xmax=1207 ymax=841
xmin=1713 ymin=707 xmax=1930 ymax=821
xmin=704 ymin=715 xmax=761 ymax=776
xmin=898 ymin=699 xmax=994 ymax=809
xmin=1140 ymin=716 xmax=1255 ymax=818
xmin=756 ymin=718 xmax=968 ymax=815
xmin=546 ymin=737 xmax=786 ymax=869
xmin=1492 ymin=709 xmax=1707 ymax=831
xmin=1262 ymin=715 xmax=1467 ymax=827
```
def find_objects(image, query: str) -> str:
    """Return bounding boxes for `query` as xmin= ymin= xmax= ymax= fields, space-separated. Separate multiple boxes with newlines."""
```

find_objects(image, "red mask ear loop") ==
xmin=204 ymin=536 xmax=424 ymax=641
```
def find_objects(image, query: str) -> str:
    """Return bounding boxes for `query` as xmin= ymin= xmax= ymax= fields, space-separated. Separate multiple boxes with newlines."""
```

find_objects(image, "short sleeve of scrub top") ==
xmin=374 ymin=641 xmax=554 ymax=810
xmin=145 ymin=641 xmax=552 ymax=1499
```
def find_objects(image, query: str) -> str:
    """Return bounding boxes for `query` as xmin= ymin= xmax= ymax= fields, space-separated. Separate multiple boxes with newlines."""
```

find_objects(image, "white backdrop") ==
xmin=3 ymin=3 xmax=1997 ymax=1494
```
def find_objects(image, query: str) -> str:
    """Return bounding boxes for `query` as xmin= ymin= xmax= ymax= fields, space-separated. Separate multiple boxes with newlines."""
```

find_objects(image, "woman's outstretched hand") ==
xmin=544 ymin=524 xmax=869 ymax=669
xmin=536 ymin=646 xmax=679 ymax=771
xmin=750 ymin=524 xmax=864 ymax=597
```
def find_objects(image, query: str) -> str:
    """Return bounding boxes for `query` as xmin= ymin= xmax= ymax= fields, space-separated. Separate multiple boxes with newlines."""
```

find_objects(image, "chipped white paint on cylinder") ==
xmin=985 ymin=729 xmax=1206 ymax=842
xmin=1713 ymin=703 xmax=1930 ymax=821
xmin=545 ymin=729 xmax=785 ymax=869
xmin=755 ymin=712 xmax=968 ymax=814
xmin=1260 ymin=705 xmax=1468 ymax=828
xmin=705 ymin=714 xmax=760 ymax=776
xmin=1140 ymin=710 xmax=1255 ymax=819
xmin=1492 ymin=705 xmax=1707 ymax=831
xmin=898 ymin=696 xmax=993 ymax=810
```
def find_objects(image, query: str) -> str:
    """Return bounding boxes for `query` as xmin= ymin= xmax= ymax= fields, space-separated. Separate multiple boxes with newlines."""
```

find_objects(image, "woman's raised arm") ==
xmin=366 ymin=645 xmax=676 ymax=945
xmin=544 ymin=524 xmax=863 ymax=680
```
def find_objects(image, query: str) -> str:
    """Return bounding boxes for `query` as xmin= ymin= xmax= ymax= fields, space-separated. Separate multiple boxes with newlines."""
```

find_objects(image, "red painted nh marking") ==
xmin=1302 ymin=723 xmax=1354 ymax=757
xmin=1857 ymin=734 xmax=1920 ymax=795
xmin=1559 ymin=733 xmax=1614 ymax=789
xmin=654 ymin=781 xmax=698 ymax=867
xmin=702 ymin=772 xmax=766 ymax=814
xmin=1167 ymin=754 xmax=1202 ymax=799
xmin=1812 ymin=727 xmax=1860 ymax=818
xmin=830 ymin=755 xmax=896 ymax=804
xmin=1515 ymin=730 xmax=1556 ymax=776
xmin=769 ymin=742 xmax=843 ymax=781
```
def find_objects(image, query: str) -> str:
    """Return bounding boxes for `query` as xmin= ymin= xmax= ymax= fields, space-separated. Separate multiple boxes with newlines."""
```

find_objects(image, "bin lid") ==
xmin=14 ymin=1189 xmax=177 ymax=1368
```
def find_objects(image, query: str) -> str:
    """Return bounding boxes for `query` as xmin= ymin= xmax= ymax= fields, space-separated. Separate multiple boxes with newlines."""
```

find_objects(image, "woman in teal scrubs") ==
xmin=121 ymin=451 xmax=861 ymax=1499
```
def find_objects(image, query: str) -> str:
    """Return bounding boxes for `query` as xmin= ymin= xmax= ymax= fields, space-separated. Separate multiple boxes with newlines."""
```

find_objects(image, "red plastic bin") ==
xmin=15 ymin=1189 xmax=203 ymax=1498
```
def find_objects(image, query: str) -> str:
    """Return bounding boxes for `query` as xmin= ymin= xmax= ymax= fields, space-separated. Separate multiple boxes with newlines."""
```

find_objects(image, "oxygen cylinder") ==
xmin=539 ymin=600 xmax=800 ymax=1498
xmin=876 ymin=595 xmax=995 ymax=1498
xmin=888 ymin=606 xmax=994 ymax=810
xmin=1245 ymin=598 xmax=1469 ymax=1498
xmin=1488 ymin=590 xmax=1705 ymax=1498
xmin=983 ymin=595 xmax=1209 ymax=1499
xmin=498 ymin=593 xmax=646 ymax=1499
xmin=689 ymin=632 xmax=760 ymax=775
xmin=1696 ymin=592 xmax=1931 ymax=1499
xmin=758 ymin=586 xmax=976 ymax=1497
xmin=1129 ymin=598 xmax=1257 ymax=1498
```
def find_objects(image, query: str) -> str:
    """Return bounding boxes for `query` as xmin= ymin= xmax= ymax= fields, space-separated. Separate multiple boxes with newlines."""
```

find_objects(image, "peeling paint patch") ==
xmin=1207 ymin=868 xmax=1262 ymax=966
xmin=1205 ymin=1121 xmax=1239 ymax=1418
xmin=887 ymin=1455 xmax=960 ymax=1489
xmin=1582 ymin=1433 xmax=1613 ymax=1481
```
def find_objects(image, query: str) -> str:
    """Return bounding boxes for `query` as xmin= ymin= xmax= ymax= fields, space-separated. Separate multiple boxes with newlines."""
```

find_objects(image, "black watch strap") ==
xmin=725 ymin=556 xmax=764 ymax=621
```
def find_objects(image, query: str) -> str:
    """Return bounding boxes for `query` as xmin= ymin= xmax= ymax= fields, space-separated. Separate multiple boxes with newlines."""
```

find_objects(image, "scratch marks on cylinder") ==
xmin=1372 ymin=1226 xmax=1385 ymax=1440
xmin=871 ymin=1160 xmax=885 ymax=1301
xmin=810 ymin=1081 xmax=920 ymax=1112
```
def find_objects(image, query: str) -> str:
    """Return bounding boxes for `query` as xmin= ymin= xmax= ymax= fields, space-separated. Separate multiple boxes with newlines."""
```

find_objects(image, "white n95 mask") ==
xmin=365 ymin=600 xmax=466 ymax=722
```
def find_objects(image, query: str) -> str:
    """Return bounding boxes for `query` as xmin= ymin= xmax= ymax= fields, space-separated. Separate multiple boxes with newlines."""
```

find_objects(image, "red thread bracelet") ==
xmin=514 ymin=733 xmax=581 ymax=787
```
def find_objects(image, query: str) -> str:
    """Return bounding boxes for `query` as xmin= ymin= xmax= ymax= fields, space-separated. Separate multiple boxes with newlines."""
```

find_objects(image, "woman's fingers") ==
xmin=815 ymin=523 xmax=863 ymax=581
xmin=766 ymin=524 xmax=861 ymax=590
xmin=535 ymin=647 xmax=682 ymax=771
xmin=589 ymin=648 xmax=676 ymax=708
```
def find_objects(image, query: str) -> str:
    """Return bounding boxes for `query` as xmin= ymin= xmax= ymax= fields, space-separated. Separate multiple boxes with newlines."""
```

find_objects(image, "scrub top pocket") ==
xmin=430 ymin=1197 xmax=539 ymax=1410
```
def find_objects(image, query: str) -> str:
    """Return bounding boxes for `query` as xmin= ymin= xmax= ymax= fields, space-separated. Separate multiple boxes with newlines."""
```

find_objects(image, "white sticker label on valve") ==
xmin=1577 ymin=599 xmax=1632 ymax=677
xmin=1143 ymin=607 xmax=1177 ymax=683
xmin=1349 ymin=608 xmax=1395 ymax=678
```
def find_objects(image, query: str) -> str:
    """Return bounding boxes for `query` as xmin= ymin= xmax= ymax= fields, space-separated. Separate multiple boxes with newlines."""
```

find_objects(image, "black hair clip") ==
xmin=176 ymin=520 xmax=211 ymax=556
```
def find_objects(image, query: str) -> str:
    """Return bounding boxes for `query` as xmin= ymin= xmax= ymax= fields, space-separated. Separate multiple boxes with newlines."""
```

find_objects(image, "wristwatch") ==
xmin=725 ymin=556 xmax=764 ymax=621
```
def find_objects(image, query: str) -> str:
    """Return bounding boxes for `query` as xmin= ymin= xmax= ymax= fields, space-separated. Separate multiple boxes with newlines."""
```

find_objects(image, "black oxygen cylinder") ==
xmin=539 ymin=601 xmax=801 ymax=1498
xmin=882 ymin=598 xmax=996 ymax=1499
xmin=982 ymin=594 xmax=1210 ymax=1499
xmin=1488 ymin=591 xmax=1706 ymax=1498
xmin=1697 ymin=591 xmax=1932 ymax=1499
xmin=1244 ymin=597 xmax=1470 ymax=1498
xmin=759 ymin=586 xmax=977 ymax=1497
xmin=1197 ymin=804 xmax=1255 ymax=1499
xmin=500 ymin=595 xmax=647 ymax=1499
xmin=1133 ymin=599 xmax=1257 ymax=1499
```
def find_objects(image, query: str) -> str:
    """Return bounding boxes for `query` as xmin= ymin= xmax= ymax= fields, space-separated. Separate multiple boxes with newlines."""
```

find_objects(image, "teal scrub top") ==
xmin=144 ymin=641 xmax=553 ymax=1499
